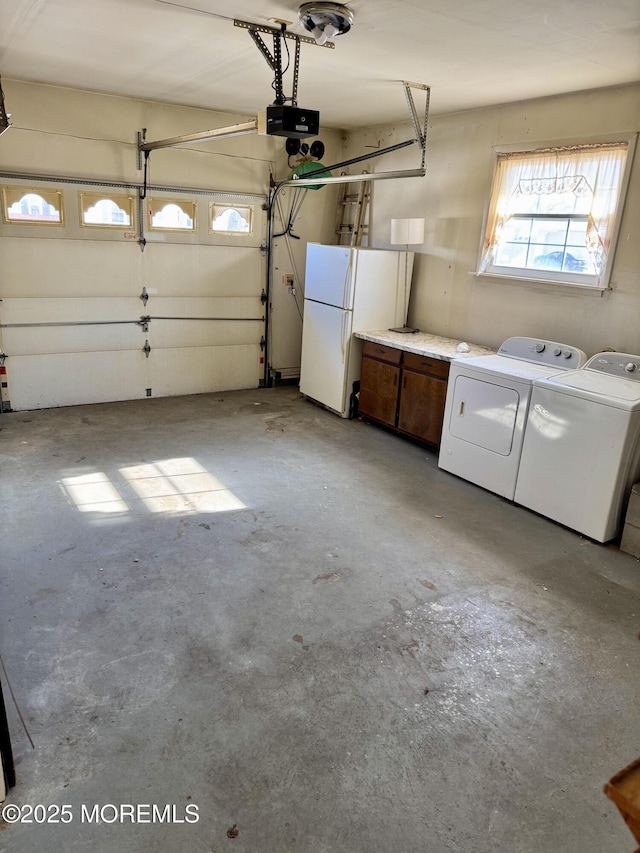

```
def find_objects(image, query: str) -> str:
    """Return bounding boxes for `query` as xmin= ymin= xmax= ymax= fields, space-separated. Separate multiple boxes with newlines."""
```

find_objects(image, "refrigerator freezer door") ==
xmin=300 ymin=300 xmax=353 ymax=416
xmin=305 ymin=244 xmax=352 ymax=309
xmin=351 ymin=249 xmax=410 ymax=330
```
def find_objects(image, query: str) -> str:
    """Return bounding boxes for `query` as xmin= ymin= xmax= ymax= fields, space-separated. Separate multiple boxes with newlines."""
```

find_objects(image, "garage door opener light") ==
xmin=298 ymin=3 xmax=354 ymax=45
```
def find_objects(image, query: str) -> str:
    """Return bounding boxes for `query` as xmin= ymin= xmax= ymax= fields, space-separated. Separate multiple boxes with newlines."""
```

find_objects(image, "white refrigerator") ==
xmin=300 ymin=243 xmax=413 ymax=418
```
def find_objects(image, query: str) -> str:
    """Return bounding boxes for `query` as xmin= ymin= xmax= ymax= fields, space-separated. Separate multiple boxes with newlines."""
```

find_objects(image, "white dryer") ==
xmin=514 ymin=352 xmax=640 ymax=542
xmin=438 ymin=337 xmax=586 ymax=500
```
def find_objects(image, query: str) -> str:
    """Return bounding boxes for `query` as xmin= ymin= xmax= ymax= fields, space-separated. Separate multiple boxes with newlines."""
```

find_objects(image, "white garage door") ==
xmin=0 ymin=182 xmax=266 ymax=410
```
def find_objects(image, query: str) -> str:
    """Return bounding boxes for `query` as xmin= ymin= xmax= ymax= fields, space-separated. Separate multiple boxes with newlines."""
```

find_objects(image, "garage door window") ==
xmin=210 ymin=203 xmax=252 ymax=234
xmin=2 ymin=186 xmax=63 ymax=224
xmin=478 ymin=141 xmax=633 ymax=289
xmin=79 ymin=192 xmax=135 ymax=228
xmin=148 ymin=198 xmax=196 ymax=231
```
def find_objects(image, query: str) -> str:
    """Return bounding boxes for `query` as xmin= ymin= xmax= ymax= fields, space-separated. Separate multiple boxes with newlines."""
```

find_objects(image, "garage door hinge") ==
xmin=261 ymin=239 xmax=267 ymax=256
xmin=143 ymin=340 xmax=151 ymax=358
xmin=0 ymin=349 xmax=6 ymax=365
xmin=260 ymin=336 xmax=266 ymax=351
xmin=260 ymin=289 xmax=267 ymax=305
xmin=137 ymin=315 xmax=151 ymax=332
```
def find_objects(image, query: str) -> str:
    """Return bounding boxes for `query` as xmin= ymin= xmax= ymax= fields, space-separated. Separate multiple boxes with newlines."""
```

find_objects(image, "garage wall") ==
xmin=268 ymin=154 xmax=342 ymax=382
xmin=342 ymin=83 xmax=640 ymax=357
xmin=0 ymin=79 xmax=344 ymax=407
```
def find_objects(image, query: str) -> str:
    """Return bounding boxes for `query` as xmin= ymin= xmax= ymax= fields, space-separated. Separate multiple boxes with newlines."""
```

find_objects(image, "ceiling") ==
xmin=1 ymin=0 xmax=638 ymax=130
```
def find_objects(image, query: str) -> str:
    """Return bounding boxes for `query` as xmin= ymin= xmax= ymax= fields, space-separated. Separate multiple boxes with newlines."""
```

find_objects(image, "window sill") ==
xmin=471 ymin=269 xmax=609 ymax=296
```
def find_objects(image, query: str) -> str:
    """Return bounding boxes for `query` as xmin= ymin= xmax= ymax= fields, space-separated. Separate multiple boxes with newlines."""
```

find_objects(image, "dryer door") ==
xmin=449 ymin=375 xmax=520 ymax=456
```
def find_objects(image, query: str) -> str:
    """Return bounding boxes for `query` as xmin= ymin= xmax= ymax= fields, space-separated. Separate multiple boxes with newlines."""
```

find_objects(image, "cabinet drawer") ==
xmin=362 ymin=340 xmax=402 ymax=365
xmin=402 ymin=352 xmax=450 ymax=379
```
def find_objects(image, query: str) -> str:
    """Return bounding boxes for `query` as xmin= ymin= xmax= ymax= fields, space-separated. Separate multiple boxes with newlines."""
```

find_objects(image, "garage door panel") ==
xmin=148 ymin=296 xmax=263 ymax=319
xmin=1 ymin=239 xmax=142 ymax=298
xmin=149 ymin=320 xmax=262 ymax=349
xmin=1 ymin=298 xmax=145 ymax=325
xmin=9 ymin=351 xmax=148 ymax=410
xmin=148 ymin=345 xmax=261 ymax=397
xmin=143 ymin=246 xmax=263 ymax=298
xmin=1 ymin=185 xmax=266 ymax=409
xmin=2 ymin=323 xmax=144 ymax=356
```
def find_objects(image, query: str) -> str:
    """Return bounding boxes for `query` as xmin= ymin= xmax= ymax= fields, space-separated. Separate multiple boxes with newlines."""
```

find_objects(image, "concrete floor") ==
xmin=1 ymin=387 xmax=640 ymax=853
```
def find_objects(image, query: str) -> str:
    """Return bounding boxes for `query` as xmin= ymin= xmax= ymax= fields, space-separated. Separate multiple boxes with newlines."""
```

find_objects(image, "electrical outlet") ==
xmin=283 ymin=274 xmax=294 ymax=287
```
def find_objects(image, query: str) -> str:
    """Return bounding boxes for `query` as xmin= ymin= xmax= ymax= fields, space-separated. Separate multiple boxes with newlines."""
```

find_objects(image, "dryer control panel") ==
xmin=586 ymin=352 xmax=640 ymax=380
xmin=497 ymin=337 xmax=586 ymax=369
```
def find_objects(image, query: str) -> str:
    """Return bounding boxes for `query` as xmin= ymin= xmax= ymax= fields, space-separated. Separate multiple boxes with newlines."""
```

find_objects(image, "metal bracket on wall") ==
xmin=137 ymin=316 xmax=151 ymax=333
xmin=233 ymin=18 xmax=333 ymax=49
xmin=403 ymin=81 xmax=429 ymax=153
xmin=273 ymin=82 xmax=431 ymax=191
xmin=135 ymin=18 xmax=331 ymax=161
xmin=240 ymin=20 xmax=304 ymax=107
xmin=137 ymin=120 xmax=258 ymax=158
xmin=136 ymin=130 xmax=145 ymax=172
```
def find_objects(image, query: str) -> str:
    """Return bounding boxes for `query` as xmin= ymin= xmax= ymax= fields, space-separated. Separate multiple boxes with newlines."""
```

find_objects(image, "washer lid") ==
xmin=537 ymin=369 xmax=640 ymax=410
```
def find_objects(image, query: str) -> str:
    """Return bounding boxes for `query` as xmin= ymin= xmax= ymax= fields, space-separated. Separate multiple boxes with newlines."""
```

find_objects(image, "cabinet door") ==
xmin=398 ymin=370 xmax=448 ymax=446
xmin=359 ymin=357 xmax=400 ymax=426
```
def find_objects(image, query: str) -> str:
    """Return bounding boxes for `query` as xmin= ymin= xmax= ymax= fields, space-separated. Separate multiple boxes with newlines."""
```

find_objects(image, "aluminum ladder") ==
xmin=335 ymin=177 xmax=370 ymax=246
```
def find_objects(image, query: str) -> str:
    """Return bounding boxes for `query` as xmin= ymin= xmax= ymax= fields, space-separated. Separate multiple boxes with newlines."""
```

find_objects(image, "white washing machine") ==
xmin=438 ymin=337 xmax=586 ymax=500
xmin=514 ymin=351 xmax=640 ymax=542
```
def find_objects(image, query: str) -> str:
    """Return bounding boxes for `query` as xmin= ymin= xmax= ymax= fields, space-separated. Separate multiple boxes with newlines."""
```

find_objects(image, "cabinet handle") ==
xmin=459 ymin=400 xmax=465 ymax=416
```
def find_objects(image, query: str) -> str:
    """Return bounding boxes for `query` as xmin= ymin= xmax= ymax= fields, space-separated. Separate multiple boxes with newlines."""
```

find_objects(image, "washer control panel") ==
xmin=586 ymin=352 xmax=640 ymax=380
xmin=497 ymin=337 xmax=587 ymax=369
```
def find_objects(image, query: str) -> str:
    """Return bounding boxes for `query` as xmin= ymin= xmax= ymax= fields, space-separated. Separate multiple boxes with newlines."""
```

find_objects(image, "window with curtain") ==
xmin=478 ymin=142 xmax=632 ymax=289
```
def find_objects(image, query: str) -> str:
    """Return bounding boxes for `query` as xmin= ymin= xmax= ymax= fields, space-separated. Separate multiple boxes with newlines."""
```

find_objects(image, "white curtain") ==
xmin=479 ymin=143 xmax=628 ymax=281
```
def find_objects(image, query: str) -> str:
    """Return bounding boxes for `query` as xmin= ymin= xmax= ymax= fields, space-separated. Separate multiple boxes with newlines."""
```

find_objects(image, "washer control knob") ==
xmin=625 ymin=362 xmax=638 ymax=373
xmin=553 ymin=347 xmax=562 ymax=356
xmin=535 ymin=343 xmax=545 ymax=353
xmin=562 ymin=350 xmax=572 ymax=359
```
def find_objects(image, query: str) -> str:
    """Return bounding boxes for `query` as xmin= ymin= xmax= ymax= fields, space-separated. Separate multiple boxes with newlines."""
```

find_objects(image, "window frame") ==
xmin=147 ymin=197 xmax=197 ymax=233
xmin=1 ymin=186 xmax=64 ymax=226
xmin=475 ymin=134 xmax=637 ymax=291
xmin=209 ymin=202 xmax=254 ymax=236
xmin=79 ymin=191 xmax=136 ymax=230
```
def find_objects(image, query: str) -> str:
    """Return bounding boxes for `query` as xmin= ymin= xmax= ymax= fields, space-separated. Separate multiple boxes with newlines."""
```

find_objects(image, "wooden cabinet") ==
xmin=358 ymin=342 xmax=402 ymax=427
xmin=359 ymin=343 xmax=450 ymax=447
xmin=398 ymin=353 xmax=450 ymax=446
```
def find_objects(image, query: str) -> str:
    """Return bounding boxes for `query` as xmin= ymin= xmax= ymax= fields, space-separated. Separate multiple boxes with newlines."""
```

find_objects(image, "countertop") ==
xmin=354 ymin=330 xmax=495 ymax=362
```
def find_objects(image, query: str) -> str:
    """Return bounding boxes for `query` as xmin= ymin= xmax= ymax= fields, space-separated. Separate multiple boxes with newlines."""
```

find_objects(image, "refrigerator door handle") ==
xmin=342 ymin=258 xmax=353 ymax=310
xmin=340 ymin=312 xmax=347 ymax=363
